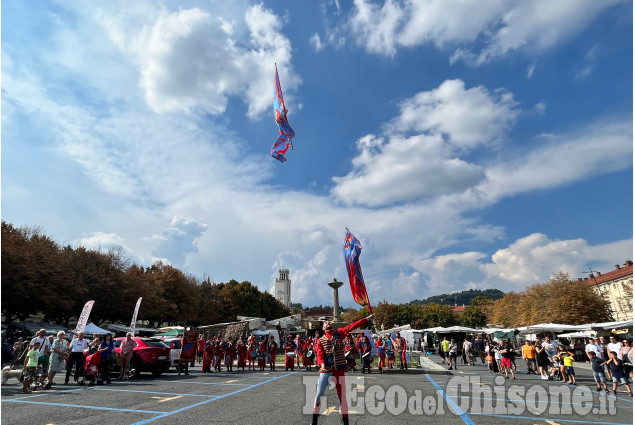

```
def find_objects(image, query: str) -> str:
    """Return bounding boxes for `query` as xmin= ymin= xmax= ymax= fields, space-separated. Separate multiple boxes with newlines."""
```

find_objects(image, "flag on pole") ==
xmin=75 ymin=300 xmax=95 ymax=334
xmin=342 ymin=228 xmax=373 ymax=314
xmin=271 ymin=64 xmax=295 ymax=163
xmin=130 ymin=297 xmax=143 ymax=336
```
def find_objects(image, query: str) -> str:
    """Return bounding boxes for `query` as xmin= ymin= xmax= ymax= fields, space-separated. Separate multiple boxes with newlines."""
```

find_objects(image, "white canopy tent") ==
xmin=517 ymin=323 xmax=590 ymax=334
xmin=557 ymin=331 xmax=595 ymax=339
xmin=82 ymin=323 xmax=111 ymax=336
xmin=586 ymin=320 xmax=633 ymax=330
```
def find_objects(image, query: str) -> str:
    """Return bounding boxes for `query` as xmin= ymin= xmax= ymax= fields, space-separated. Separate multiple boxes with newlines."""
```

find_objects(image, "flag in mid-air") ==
xmin=343 ymin=228 xmax=373 ymax=314
xmin=271 ymin=64 xmax=295 ymax=163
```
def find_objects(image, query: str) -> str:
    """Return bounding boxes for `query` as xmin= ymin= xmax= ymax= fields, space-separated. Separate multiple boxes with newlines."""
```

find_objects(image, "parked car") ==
xmin=164 ymin=337 xmax=182 ymax=371
xmin=114 ymin=337 xmax=170 ymax=379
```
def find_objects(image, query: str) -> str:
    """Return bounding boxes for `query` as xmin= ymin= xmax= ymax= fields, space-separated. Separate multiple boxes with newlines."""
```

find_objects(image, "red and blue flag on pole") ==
xmin=343 ymin=228 xmax=373 ymax=314
xmin=271 ymin=64 xmax=295 ymax=163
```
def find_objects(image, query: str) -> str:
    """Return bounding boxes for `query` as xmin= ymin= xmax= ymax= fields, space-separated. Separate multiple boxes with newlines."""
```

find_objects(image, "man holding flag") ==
xmin=311 ymin=313 xmax=374 ymax=425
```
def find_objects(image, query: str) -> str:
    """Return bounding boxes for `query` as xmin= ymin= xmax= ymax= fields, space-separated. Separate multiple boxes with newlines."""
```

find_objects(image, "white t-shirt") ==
xmin=585 ymin=343 xmax=603 ymax=359
xmin=30 ymin=336 xmax=51 ymax=354
xmin=463 ymin=341 xmax=472 ymax=352
xmin=70 ymin=339 xmax=89 ymax=353
xmin=607 ymin=342 xmax=622 ymax=360
xmin=542 ymin=342 xmax=557 ymax=357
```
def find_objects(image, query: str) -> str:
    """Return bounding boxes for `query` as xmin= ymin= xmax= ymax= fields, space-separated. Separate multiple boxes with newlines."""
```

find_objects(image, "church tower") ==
xmin=275 ymin=268 xmax=291 ymax=307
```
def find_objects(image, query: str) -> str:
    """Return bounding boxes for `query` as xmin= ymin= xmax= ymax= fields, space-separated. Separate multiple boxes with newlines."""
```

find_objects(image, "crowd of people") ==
xmin=8 ymin=329 xmax=137 ymax=393
xmin=432 ymin=333 xmax=633 ymax=397
xmin=191 ymin=328 xmax=411 ymax=375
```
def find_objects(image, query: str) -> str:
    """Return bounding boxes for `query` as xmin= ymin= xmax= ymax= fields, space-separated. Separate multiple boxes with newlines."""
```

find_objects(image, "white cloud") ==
xmin=332 ymin=79 xmax=519 ymax=206
xmin=533 ymin=102 xmax=546 ymax=114
xmin=343 ymin=0 xmax=624 ymax=63
xmin=483 ymin=234 xmax=634 ymax=285
xmin=103 ymin=4 xmax=299 ymax=118
xmin=310 ymin=33 xmax=324 ymax=51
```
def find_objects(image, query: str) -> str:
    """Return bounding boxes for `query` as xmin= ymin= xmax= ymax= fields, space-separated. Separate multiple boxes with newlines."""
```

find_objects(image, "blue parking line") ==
xmin=470 ymin=412 xmax=631 ymax=425
xmin=1 ymin=398 xmax=163 ymax=414
xmin=425 ymin=374 xmax=476 ymax=425
xmin=131 ymin=372 xmax=296 ymax=425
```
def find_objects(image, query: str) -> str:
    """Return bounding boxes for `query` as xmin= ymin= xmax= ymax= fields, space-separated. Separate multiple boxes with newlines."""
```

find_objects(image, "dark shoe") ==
xmin=311 ymin=414 xmax=319 ymax=425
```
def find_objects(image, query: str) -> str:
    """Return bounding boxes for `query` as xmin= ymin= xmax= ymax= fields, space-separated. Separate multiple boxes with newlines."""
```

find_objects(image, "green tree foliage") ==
xmin=420 ymin=303 xmax=457 ymax=327
xmin=1 ymin=221 xmax=290 ymax=327
xmin=489 ymin=272 xmax=612 ymax=327
xmin=460 ymin=305 xmax=487 ymax=328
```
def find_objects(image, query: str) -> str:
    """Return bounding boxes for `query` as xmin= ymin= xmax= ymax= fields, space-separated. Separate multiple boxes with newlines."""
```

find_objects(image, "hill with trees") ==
xmin=410 ymin=288 xmax=504 ymax=306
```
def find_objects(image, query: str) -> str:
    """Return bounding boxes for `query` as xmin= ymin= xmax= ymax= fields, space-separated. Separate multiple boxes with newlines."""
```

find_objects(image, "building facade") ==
xmin=584 ymin=261 xmax=633 ymax=321
xmin=274 ymin=268 xmax=291 ymax=308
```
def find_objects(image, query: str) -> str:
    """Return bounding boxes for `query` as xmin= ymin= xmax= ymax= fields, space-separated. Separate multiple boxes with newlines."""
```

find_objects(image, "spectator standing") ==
xmin=602 ymin=351 xmax=633 ymax=397
xmin=474 ymin=336 xmax=486 ymax=364
xmin=599 ymin=336 xmax=612 ymax=379
xmin=462 ymin=338 xmax=473 ymax=366
xmin=22 ymin=341 xmax=41 ymax=393
xmin=30 ymin=329 xmax=52 ymax=376
xmin=118 ymin=332 xmax=137 ymax=380
xmin=589 ymin=351 xmax=610 ymax=394
xmin=440 ymin=337 xmax=450 ymax=365
xmin=499 ymin=340 xmax=516 ymax=380
xmin=607 ymin=336 xmax=622 ymax=360
xmin=65 ymin=332 xmax=89 ymax=385
xmin=621 ymin=340 xmax=633 ymax=379
xmin=97 ymin=333 xmax=115 ymax=384
xmin=45 ymin=331 xmax=68 ymax=389
xmin=535 ymin=341 xmax=549 ymax=379
xmin=522 ymin=340 xmax=537 ymax=374
xmin=448 ymin=339 xmax=458 ymax=370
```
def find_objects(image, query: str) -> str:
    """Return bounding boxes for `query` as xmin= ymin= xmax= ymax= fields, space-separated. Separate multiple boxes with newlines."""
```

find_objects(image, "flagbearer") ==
xmin=311 ymin=314 xmax=374 ymax=425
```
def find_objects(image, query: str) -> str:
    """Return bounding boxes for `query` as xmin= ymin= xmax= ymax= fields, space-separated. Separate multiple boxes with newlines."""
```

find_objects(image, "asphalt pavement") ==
xmin=1 ymin=359 xmax=632 ymax=424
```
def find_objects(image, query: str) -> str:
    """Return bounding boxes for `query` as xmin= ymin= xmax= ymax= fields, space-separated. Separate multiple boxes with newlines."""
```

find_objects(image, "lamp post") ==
xmin=328 ymin=278 xmax=344 ymax=321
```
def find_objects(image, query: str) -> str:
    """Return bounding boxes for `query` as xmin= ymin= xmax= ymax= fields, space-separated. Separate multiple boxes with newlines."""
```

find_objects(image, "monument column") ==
xmin=328 ymin=278 xmax=344 ymax=321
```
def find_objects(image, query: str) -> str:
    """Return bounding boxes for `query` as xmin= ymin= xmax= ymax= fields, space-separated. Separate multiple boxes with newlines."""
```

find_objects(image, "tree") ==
xmin=420 ymin=303 xmax=456 ymax=327
xmin=460 ymin=305 xmax=487 ymax=328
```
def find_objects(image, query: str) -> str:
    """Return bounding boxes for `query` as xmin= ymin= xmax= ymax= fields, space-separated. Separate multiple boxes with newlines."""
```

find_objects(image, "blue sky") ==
xmin=2 ymin=0 xmax=633 ymax=309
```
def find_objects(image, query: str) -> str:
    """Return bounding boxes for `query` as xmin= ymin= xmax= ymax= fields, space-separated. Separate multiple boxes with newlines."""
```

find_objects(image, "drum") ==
xmin=306 ymin=350 xmax=315 ymax=360
xmin=345 ymin=350 xmax=354 ymax=362
xmin=386 ymin=350 xmax=394 ymax=359
xmin=250 ymin=349 xmax=257 ymax=358
xmin=286 ymin=352 xmax=296 ymax=358
xmin=362 ymin=352 xmax=373 ymax=363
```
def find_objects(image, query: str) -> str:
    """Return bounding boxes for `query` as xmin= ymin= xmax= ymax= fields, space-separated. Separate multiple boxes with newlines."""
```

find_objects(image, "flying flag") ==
xmin=75 ymin=300 xmax=95 ymax=334
xmin=342 ymin=228 xmax=373 ymax=314
xmin=129 ymin=297 xmax=143 ymax=336
xmin=271 ymin=64 xmax=295 ymax=163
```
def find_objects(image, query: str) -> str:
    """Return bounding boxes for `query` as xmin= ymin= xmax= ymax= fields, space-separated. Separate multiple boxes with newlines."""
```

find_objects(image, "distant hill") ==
xmin=410 ymin=288 xmax=505 ymax=306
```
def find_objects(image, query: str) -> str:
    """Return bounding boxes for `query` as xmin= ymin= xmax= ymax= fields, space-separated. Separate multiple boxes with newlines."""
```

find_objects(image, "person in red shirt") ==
xmin=311 ymin=314 xmax=374 ymax=425
xmin=197 ymin=335 xmax=205 ymax=364
xmin=214 ymin=338 xmax=224 ymax=372
xmin=247 ymin=337 xmax=258 ymax=371
xmin=284 ymin=335 xmax=296 ymax=371
xmin=303 ymin=338 xmax=315 ymax=371
xmin=236 ymin=338 xmax=247 ymax=371
xmin=224 ymin=340 xmax=235 ymax=372
xmin=258 ymin=340 xmax=267 ymax=371
xmin=202 ymin=336 xmax=214 ymax=373
xmin=267 ymin=335 xmax=278 ymax=371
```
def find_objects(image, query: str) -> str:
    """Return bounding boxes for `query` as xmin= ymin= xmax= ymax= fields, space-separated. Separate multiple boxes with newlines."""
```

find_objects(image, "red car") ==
xmin=114 ymin=337 xmax=171 ymax=379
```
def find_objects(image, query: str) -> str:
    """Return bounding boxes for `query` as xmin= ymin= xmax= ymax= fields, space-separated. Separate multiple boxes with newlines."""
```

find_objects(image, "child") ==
xmin=486 ymin=351 xmax=495 ymax=372
xmin=22 ymin=341 xmax=40 ymax=393
xmin=549 ymin=356 xmax=561 ymax=381
xmin=602 ymin=351 xmax=633 ymax=397
xmin=589 ymin=352 xmax=609 ymax=394
xmin=561 ymin=351 xmax=577 ymax=385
